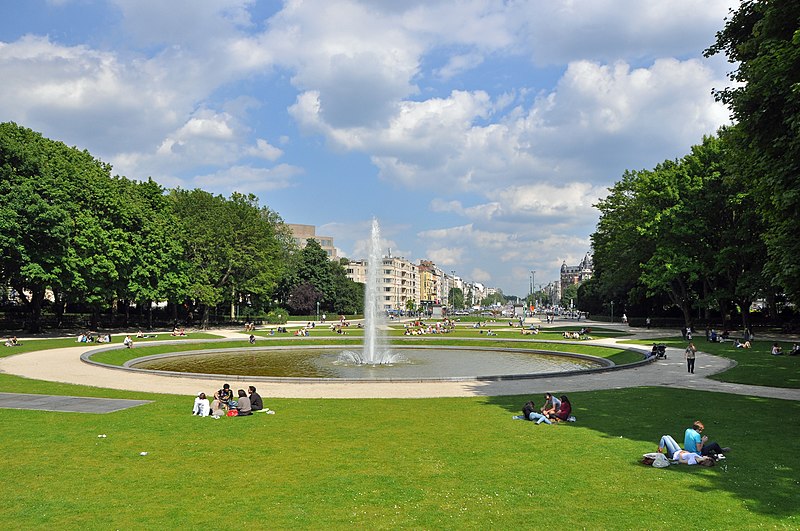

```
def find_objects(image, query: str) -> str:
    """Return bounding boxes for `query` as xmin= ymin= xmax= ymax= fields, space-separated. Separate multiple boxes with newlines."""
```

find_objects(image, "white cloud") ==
xmin=425 ymin=247 xmax=465 ymax=266
xmin=470 ymin=268 xmax=491 ymax=283
xmin=246 ymin=139 xmax=283 ymax=161
xmin=193 ymin=164 xmax=301 ymax=193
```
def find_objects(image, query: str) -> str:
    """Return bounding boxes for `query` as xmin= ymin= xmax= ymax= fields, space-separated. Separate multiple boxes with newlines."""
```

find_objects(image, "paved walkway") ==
xmin=0 ymin=321 xmax=798 ymax=400
xmin=0 ymin=392 xmax=152 ymax=413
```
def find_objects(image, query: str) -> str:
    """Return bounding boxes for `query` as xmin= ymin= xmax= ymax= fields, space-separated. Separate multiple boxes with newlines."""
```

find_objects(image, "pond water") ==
xmin=130 ymin=346 xmax=606 ymax=380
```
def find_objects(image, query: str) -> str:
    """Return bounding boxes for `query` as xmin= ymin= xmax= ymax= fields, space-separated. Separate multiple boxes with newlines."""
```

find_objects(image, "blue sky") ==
xmin=0 ymin=0 xmax=735 ymax=297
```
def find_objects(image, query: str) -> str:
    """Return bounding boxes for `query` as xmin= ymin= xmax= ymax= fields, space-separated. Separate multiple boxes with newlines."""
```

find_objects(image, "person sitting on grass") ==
xmin=789 ymin=343 xmax=800 ymax=356
xmin=248 ymin=386 xmax=263 ymax=412
xmin=192 ymin=393 xmax=210 ymax=417
xmin=235 ymin=389 xmax=252 ymax=416
xmin=548 ymin=395 xmax=572 ymax=422
xmin=540 ymin=393 xmax=561 ymax=416
xmin=215 ymin=383 xmax=234 ymax=406
xmin=657 ymin=435 xmax=715 ymax=466
xmin=123 ymin=335 xmax=133 ymax=348
xmin=771 ymin=343 xmax=783 ymax=356
xmin=684 ymin=421 xmax=731 ymax=460
xmin=734 ymin=339 xmax=751 ymax=349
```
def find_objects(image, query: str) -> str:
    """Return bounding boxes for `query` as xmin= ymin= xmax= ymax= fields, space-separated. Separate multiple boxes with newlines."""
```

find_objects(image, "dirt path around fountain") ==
xmin=1 ymin=322 xmax=798 ymax=400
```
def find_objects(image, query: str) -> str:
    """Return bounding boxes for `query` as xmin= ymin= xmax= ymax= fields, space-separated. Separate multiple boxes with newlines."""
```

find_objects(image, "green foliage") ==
xmin=591 ymin=132 xmax=771 ymax=326
xmin=277 ymin=239 xmax=363 ymax=315
xmin=706 ymin=1 xmax=800 ymax=303
xmin=266 ymin=308 xmax=289 ymax=324
xmin=448 ymin=287 xmax=465 ymax=309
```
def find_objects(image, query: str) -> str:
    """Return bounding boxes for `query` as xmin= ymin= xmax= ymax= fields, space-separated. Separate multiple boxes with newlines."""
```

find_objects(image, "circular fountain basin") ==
xmin=126 ymin=345 xmax=612 ymax=381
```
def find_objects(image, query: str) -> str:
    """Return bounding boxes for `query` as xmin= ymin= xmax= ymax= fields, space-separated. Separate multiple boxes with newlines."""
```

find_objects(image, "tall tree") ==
xmin=705 ymin=1 xmax=800 ymax=303
xmin=171 ymin=189 xmax=289 ymax=328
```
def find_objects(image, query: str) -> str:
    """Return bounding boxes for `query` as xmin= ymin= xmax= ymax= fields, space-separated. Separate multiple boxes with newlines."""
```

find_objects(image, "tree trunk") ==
xmin=201 ymin=305 xmax=210 ymax=330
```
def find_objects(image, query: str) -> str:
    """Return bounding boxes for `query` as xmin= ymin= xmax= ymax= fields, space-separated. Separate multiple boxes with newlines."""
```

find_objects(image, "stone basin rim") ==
xmin=82 ymin=343 xmax=653 ymax=383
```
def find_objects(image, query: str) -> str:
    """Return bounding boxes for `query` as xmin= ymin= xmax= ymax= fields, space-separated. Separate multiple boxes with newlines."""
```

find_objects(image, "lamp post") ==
xmin=316 ymin=301 xmax=320 ymax=323
xmin=610 ymin=300 xmax=614 ymax=323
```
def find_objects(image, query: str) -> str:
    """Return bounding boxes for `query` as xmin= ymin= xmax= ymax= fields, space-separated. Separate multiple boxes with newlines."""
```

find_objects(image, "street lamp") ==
xmin=610 ymin=300 xmax=614 ymax=323
xmin=316 ymin=301 xmax=320 ymax=323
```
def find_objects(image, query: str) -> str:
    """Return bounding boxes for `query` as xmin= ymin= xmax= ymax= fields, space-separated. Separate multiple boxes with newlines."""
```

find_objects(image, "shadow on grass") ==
xmin=478 ymin=386 xmax=799 ymax=519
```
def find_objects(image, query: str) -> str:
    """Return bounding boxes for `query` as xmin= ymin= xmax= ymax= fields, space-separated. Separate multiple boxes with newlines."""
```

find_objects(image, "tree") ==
xmin=449 ymin=287 xmax=465 ymax=309
xmin=0 ymin=122 xmax=131 ymax=330
xmin=705 ymin=1 xmax=800 ymax=303
xmin=560 ymin=283 xmax=578 ymax=309
xmin=171 ymin=189 xmax=289 ymax=328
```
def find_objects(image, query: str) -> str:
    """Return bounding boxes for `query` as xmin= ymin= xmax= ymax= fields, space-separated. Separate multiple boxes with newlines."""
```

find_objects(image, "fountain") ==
xmin=337 ymin=218 xmax=405 ymax=365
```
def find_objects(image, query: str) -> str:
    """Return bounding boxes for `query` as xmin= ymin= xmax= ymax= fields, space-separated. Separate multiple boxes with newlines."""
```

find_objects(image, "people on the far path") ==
xmin=548 ymin=395 xmax=572 ymax=422
xmin=248 ymin=386 xmax=263 ymax=411
xmin=123 ymin=335 xmax=133 ymax=348
xmin=192 ymin=392 xmax=210 ymax=417
xmin=622 ymin=313 xmax=628 ymax=324
xmin=683 ymin=420 xmax=731 ymax=460
xmin=235 ymin=389 xmax=252 ymax=416
xmin=657 ymin=435 xmax=715 ymax=466
xmin=684 ymin=342 xmax=697 ymax=374
xmin=771 ymin=342 xmax=783 ymax=356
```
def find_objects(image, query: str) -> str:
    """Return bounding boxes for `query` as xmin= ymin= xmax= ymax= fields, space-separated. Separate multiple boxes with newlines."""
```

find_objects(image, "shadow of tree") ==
xmin=476 ymin=386 xmax=800 ymax=518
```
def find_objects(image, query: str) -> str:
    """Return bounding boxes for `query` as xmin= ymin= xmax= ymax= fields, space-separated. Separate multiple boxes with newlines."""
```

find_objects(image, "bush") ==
xmin=266 ymin=308 xmax=288 ymax=324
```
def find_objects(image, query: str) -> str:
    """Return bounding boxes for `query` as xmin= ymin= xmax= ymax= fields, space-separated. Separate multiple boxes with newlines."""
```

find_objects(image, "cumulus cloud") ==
xmin=1 ymin=0 xmax=738 ymax=295
xmin=193 ymin=164 xmax=301 ymax=193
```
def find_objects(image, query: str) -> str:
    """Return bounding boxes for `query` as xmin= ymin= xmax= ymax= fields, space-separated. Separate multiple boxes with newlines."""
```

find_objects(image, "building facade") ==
xmin=287 ymin=224 xmax=337 ymax=260
xmin=346 ymin=255 xmax=419 ymax=312
xmin=560 ymin=253 xmax=593 ymax=287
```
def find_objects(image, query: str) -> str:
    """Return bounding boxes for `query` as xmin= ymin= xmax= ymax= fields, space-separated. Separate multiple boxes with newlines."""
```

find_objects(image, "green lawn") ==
xmin=2 ymin=333 xmax=798 ymax=528
xmin=0 ymin=371 xmax=797 ymax=529
xmin=624 ymin=336 xmax=800 ymax=389
xmin=0 ymin=332 xmax=223 ymax=359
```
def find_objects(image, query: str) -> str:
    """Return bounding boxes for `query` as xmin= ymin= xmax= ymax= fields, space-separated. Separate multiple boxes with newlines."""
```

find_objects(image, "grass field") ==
xmin=1 ymin=329 xmax=798 ymax=528
xmin=624 ymin=336 xmax=800 ymax=389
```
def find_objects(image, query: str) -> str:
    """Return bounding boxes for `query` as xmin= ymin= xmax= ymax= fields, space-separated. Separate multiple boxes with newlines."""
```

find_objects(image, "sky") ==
xmin=0 ymin=0 xmax=736 ymax=297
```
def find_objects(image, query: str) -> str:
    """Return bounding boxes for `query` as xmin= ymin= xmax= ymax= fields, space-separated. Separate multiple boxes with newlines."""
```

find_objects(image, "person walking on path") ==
xmin=685 ymin=342 xmax=697 ymax=374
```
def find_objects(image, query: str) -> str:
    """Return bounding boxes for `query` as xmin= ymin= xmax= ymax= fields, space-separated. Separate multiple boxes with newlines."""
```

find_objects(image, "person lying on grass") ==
xmin=657 ymin=435 xmax=715 ymax=466
xmin=513 ymin=400 xmax=552 ymax=424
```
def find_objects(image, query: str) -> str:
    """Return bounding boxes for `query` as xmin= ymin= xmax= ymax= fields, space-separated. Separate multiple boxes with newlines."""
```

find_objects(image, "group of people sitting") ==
xmin=170 ymin=327 xmax=187 ymax=337
xmin=77 ymin=331 xmax=112 ymax=343
xmin=4 ymin=336 xmax=19 ymax=347
xmin=771 ymin=342 xmax=800 ymax=356
xmin=654 ymin=420 xmax=731 ymax=467
xmin=513 ymin=393 xmax=573 ymax=424
xmin=562 ymin=328 xmax=592 ymax=340
xmin=192 ymin=384 xmax=272 ymax=418
xmin=403 ymin=321 xmax=454 ymax=335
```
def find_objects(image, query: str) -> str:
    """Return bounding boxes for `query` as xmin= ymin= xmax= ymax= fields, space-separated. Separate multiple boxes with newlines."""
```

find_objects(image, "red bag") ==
xmin=226 ymin=409 xmax=238 ymax=417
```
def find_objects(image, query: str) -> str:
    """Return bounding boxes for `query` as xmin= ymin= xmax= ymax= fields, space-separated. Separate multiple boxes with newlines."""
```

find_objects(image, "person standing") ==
xmin=684 ymin=342 xmax=697 ymax=374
